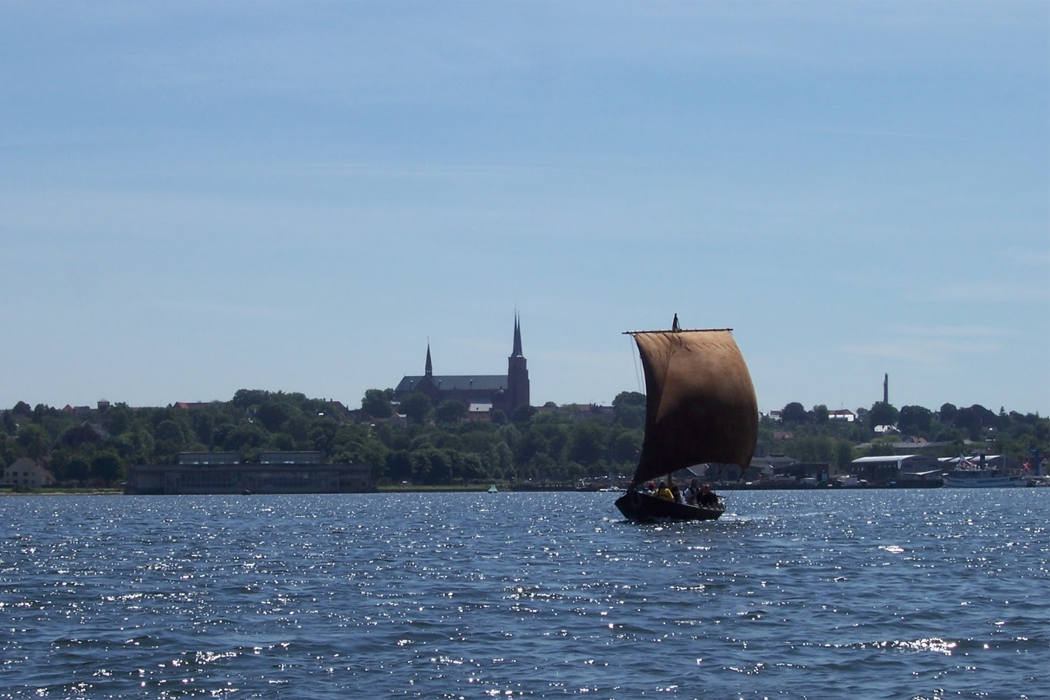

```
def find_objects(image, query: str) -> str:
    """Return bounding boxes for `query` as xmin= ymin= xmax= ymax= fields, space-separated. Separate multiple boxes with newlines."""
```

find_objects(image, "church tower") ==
xmin=506 ymin=312 xmax=530 ymax=414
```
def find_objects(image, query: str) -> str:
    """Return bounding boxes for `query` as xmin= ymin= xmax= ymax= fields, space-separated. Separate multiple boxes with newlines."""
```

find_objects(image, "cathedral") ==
xmin=394 ymin=314 xmax=530 ymax=417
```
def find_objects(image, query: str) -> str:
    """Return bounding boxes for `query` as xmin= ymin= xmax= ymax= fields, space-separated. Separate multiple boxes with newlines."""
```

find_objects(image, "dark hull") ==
xmin=615 ymin=490 xmax=725 ymax=522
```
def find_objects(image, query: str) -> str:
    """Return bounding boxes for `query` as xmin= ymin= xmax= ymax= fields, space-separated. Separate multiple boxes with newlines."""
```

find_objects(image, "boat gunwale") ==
xmin=615 ymin=489 xmax=726 ymax=522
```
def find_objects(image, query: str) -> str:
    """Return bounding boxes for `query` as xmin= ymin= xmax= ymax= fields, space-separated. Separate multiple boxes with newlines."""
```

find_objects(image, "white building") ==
xmin=2 ymin=458 xmax=56 ymax=488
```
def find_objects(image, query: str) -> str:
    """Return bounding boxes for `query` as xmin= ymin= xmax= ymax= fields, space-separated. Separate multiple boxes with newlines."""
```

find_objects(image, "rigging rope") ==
xmin=721 ymin=476 xmax=736 ymax=512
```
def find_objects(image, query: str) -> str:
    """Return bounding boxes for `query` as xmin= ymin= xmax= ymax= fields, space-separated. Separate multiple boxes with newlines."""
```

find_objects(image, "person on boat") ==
xmin=653 ymin=480 xmax=675 ymax=501
xmin=685 ymin=479 xmax=702 ymax=505
xmin=698 ymin=482 xmax=720 ymax=508
xmin=669 ymin=478 xmax=683 ymax=504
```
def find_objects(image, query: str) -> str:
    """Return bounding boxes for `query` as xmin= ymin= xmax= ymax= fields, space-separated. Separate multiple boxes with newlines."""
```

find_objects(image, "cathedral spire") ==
xmin=506 ymin=310 xmax=529 ymax=413
xmin=425 ymin=342 xmax=433 ymax=377
xmin=512 ymin=312 xmax=523 ymax=357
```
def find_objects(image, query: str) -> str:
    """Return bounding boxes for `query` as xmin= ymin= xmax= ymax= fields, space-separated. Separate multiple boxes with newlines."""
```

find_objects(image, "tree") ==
xmin=385 ymin=450 xmax=413 ymax=483
xmin=812 ymin=405 xmax=829 ymax=424
xmin=788 ymin=435 xmax=835 ymax=463
xmin=898 ymin=405 xmax=932 ymax=435
xmin=191 ymin=410 xmax=216 ymax=444
xmin=457 ymin=452 xmax=486 ymax=484
xmin=17 ymin=424 xmax=49 ymax=462
xmin=309 ymin=422 xmax=337 ymax=454
xmin=568 ymin=421 xmax=608 ymax=467
xmin=67 ymin=455 xmax=91 ymax=482
xmin=285 ymin=414 xmax=311 ymax=445
xmin=411 ymin=447 xmax=452 ymax=484
xmin=868 ymin=402 xmax=899 ymax=428
xmin=223 ymin=423 xmax=267 ymax=453
xmin=257 ymin=401 xmax=292 ymax=432
xmin=400 ymin=392 xmax=433 ymax=425
xmin=835 ymin=441 xmax=854 ymax=469
xmin=91 ymin=451 xmax=124 ymax=483
xmin=954 ymin=405 xmax=995 ymax=440
xmin=490 ymin=441 xmax=513 ymax=476
xmin=362 ymin=389 xmax=394 ymax=419
xmin=781 ymin=402 xmax=809 ymax=424
xmin=331 ymin=423 xmax=368 ymax=461
xmin=613 ymin=392 xmax=646 ymax=429
xmin=104 ymin=403 xmax=134 ymax=436
xmin=113 ymin=428 xmax=154 ymax=465
xmin=511 ymin=404 xmax=536 ymax=425
xmin=269 ymin=433 xmax=296 ymax=451
xmin=232 ymin=389 xmax=271 ymax=409
xmin=514 ymin=427 xmax=551 ymax=466
xmin=436 ymin=400 xmax=467 ymax=424
xmin=609 ymin=429 xmax=643 ymax=465
xmin=154 ymin=419 xmax=186 ymax=445
xmin=613 ymin=391 xmax=646 ymax=408
xmin=61 ymin=425 xmax=102 ymax=449
xmin=2 ymin=410 xmax=17 ymax=436
xmin=0 ymin=434 xmax=18 ymax=470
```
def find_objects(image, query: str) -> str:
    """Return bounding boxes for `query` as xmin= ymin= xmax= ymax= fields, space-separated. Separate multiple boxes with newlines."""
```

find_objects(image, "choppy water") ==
xmin=1 ymin=490 xmax=1047 ymax=699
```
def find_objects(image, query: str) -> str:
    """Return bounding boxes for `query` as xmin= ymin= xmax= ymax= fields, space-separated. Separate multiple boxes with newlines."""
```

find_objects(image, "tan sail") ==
xmin=629 ymin=328 xmax=758 ymax=485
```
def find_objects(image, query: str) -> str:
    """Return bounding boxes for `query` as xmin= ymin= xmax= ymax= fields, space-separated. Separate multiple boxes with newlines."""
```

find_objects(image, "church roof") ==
xmin=396 ymin=374 xmax=508 ymax=394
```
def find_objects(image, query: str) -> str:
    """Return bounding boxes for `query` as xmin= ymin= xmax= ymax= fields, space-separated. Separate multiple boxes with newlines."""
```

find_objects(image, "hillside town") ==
xmin=2 ymin=317 xmax=1047 ymax=494
xmin=3 ymin=392 xmax=1046 ymax=495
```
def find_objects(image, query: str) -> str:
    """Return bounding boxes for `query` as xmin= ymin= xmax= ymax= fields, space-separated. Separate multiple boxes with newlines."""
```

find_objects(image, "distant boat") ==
xmin=615 ymin=323 xmax=758 ymax=522
xmin=944 ymin=457 xmax=1025 ymax=488
xmin=488 ymin=484 xmax=498 ymax=493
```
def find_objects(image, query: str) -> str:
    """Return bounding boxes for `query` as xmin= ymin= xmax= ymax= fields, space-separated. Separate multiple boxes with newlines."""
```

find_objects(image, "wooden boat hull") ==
xmin=615 ymin=490 xmax=725 ymax=522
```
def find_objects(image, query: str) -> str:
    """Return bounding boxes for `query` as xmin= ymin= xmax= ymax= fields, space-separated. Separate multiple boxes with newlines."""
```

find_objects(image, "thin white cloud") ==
xmin=889 ymin=325 xmax=1008 ymax=339
xmin=843 ymin=325 xmax=1007 ymax=364
xmin=146 ymin=299 xmax=301 ymax=322
xmin=789 ymin=125 xmax=971 ymax=143
xmin=931 ymin=280 xmax=1049 ymax=304
xmin=994 ymin=247 xmax=1050 ymax=269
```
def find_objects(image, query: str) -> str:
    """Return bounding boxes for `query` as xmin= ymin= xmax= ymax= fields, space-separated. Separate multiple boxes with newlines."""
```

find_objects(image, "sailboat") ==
xmin=615 ymin=320 xmax=759 ymax=522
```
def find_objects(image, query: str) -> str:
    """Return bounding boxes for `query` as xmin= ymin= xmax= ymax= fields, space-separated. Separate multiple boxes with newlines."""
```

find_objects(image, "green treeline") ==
xmin=763 ymin=401 xmax=1048 ymax=468
xmin=1 ymin=391 xmax=1046 ymax=488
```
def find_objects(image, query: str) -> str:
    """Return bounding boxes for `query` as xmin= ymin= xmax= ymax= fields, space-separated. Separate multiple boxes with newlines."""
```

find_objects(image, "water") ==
xmin=1 ymin=490 xmax=1047 ymax=699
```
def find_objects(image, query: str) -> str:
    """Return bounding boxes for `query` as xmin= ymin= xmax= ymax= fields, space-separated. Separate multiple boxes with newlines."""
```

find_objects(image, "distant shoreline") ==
xmin=4 ymin=482 xmax=1042 ymax=496
xmin=0 ymin=489 xmax=123 ymax=496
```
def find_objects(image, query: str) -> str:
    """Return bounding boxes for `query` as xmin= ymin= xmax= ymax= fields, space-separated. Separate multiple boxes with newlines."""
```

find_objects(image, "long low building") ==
xmin=125 ymin=451 xmax=374 ymax=495
xmin=849 ymin=454 xmax=943 ymax=486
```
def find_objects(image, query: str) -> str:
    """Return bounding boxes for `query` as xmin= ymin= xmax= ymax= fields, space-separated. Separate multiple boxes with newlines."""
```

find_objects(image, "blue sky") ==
xmin=1 ymin=1 xmax=1047 ymax=415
